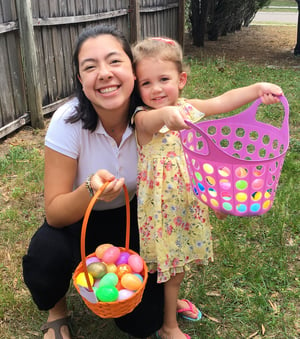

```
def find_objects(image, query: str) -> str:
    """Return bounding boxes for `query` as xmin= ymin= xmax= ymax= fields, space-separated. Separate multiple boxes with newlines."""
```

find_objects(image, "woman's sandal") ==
xmin=40 ymin=316 xmax=72 ymax=339
xmin=177 ymin=299 xmax=202 ymax=321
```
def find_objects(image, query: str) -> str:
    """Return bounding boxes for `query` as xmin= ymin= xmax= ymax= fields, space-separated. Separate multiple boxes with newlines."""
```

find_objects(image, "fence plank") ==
xmin=16 ymin=0 xmax=44 ymax=129
xmin=129 ymin=0 xmax=141 ymax=43
xmin=0 ymin=0 xmax=183 ymax=139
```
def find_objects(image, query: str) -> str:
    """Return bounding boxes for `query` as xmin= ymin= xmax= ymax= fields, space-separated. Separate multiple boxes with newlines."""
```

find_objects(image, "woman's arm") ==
xmin=44 ymin=147 xmax=124 ymax=227
xmin=44 ymin=147 xmax=90 ymax=227
xmin=187 ymin=82 xmax=283 ymax=116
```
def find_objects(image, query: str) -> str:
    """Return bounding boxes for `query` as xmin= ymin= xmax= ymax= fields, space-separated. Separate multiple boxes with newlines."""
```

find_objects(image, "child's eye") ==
xmin=161 ymin=77 xmax=169 ymax=82
xmin=140 ymin=81 xmax=150 ymax=87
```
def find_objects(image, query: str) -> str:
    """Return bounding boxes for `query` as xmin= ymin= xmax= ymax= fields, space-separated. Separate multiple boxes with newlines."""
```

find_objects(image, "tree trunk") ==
xmin=295 ymin=1 xmax=300 ymax=56
xmin=198 ymin=0 xmax=209 ymax=46
xmin=191 ymin=0 xmax=202 ymax=46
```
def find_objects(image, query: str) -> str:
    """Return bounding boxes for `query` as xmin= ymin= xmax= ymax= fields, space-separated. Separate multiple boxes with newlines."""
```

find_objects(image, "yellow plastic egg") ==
xmin=106 ymin=263 xmax=117 ymax=273
xmin=75 ymin=272 xmax=94 ymax=288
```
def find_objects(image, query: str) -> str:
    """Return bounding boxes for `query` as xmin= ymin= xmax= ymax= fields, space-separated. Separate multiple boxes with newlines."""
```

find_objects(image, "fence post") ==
xmin=129 ymin=0 xmax=141 ymax=43
xmin=178 ymin=0 xmax=185 ymax=48
xmin=16 ymin=0 xmax=44 ymax=129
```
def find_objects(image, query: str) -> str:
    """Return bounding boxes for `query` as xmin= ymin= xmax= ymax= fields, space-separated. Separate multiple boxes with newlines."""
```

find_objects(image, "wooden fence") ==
xmin=0 ymin=0 xmax=185 ymax=139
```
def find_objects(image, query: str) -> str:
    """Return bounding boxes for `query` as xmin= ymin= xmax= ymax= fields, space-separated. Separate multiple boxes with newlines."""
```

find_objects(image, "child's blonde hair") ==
xmin=132 ymin=37 xmax=186 ymax=73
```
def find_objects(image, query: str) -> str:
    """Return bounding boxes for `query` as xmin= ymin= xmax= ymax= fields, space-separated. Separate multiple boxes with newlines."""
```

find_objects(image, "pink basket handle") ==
xmin=182 ymin=120 xmax=228 ymax=159
xmin=182 ymin=94 xmax=289 ymax=162
xmin=231 ymin=94 xmax=289 ymax=131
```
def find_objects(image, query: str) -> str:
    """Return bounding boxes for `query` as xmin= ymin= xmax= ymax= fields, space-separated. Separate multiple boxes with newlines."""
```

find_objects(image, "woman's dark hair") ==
xmin=66 ymin=24 xmax=140 ymax=131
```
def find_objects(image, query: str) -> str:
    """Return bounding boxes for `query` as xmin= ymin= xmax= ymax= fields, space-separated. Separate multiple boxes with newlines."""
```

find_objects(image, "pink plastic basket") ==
xmin=180 ymin=95 xmax=289 ymax=216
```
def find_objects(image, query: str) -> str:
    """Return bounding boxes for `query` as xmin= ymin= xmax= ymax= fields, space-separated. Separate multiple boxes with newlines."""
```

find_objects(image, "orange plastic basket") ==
xmin=73 ymin=183 xmax=148 ymax=318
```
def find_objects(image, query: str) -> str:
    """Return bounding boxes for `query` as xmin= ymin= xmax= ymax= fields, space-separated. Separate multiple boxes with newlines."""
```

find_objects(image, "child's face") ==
xmin=135 ymin=57 xmax=187 ymax=109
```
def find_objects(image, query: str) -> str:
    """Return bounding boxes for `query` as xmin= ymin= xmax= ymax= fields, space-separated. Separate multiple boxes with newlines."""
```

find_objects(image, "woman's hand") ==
xmin=91 ymin=170 xmax=125 ymax=202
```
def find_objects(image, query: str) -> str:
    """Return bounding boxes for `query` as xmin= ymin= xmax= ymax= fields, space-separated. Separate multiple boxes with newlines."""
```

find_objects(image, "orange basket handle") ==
xmin=80 ymin=183 xmax=130 ymax=291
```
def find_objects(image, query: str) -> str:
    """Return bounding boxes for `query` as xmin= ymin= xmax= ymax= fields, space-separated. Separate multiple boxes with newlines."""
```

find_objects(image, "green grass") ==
xmin=262 ymin=0 xmax=298 ymax=11
xmin=268 ymin=0 xmax=297 ymax=7
xmin=0 ymin=43 xmax=300 ymax=339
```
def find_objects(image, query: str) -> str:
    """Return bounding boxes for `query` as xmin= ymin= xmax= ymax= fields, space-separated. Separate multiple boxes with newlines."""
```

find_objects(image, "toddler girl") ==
xmin=132 ymin=37 xmax=282 ymax=339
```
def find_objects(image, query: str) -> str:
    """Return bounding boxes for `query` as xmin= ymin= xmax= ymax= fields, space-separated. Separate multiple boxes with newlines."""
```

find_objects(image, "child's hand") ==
xmin=258 ymin=83 xmax=283 ymax=105
xmin=162 ymin=106 xmax=189 ymax=130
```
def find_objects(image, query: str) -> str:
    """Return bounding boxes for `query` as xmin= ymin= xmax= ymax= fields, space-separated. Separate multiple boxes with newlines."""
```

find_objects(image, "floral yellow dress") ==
xmin=135 ymin=98 xmax=213 ymax=283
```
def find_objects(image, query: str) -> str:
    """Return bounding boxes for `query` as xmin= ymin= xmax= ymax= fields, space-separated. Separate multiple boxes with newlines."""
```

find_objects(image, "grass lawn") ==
xmin=0 ymin=29 xmax=299 ymax=339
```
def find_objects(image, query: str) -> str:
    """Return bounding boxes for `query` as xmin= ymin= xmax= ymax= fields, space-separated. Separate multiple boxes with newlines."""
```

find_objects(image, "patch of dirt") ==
xmin=184 ymin=25 xmax=300 ymax=68
xmin=0 ymin=25 xmax=299 ymax=155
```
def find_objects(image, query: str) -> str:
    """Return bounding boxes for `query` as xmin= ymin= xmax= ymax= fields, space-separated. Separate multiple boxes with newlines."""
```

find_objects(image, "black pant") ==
xmin=22 ymin=196 xmax=164 ymax=338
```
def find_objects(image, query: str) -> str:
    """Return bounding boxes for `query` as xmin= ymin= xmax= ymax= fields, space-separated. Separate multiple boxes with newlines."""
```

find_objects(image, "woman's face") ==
xmin=78 ymin=34 xmax=135 ymax=115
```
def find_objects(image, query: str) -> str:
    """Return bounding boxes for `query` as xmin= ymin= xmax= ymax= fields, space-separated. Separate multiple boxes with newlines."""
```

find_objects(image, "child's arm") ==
xmin=134 ymin=106 xmax=189 ymax=145
xmin=187 ymin=82 xmax=283 ymax=116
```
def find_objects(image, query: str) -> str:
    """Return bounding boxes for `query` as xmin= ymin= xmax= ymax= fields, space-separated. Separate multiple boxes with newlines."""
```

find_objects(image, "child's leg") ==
xmin=159 ymin=272 xmax=188 ymax=339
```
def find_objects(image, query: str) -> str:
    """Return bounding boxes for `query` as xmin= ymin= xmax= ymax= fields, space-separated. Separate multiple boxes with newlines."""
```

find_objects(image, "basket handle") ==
xmin=235 ymin=94 xmax=289 ymax=131
xmin=80 ymin=182 xmax=130 ymax=291
xmin=182 ymin=120 xmax=227 ymax=158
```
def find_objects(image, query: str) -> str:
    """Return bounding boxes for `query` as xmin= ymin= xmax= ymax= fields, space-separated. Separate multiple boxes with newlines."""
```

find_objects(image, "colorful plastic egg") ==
xmin=86 ymin=256 xmax=101 ymax=266
xmin=121 ymin=273 xmax=142 ymax=290
xmin=102 ymin=246 xmax=121 ymax=264
xmin=105 ymin=263 xmax=117 ymax=273
xmin=98 ymin=272 xmax=118 ymax=287
xmin=235 ymin=167 xmax=248 ymax=178
xmin=87 ymin=262 xmax=107 ymax=279
xmin=96 ymin=286 xmax=119 ymax=302
xmin=218 ymin=167 xmax=230 ymax=177
xmin=95 ymin=243 xmax=113 ymax=259
xmin=75 ymin=272 xmax=94 ymax=288
xmin=93 ymin=279 xmax=101 ymax=289
xmin=134 ymin=273 xmax=144 ymax=282
xmin=115 ymin=251 xmax=130 ymax=266
xmin=203 ymin=163 xmax=214 ymax=174
xmin=128 ymin=254 xmax=144 ymax=273
xmin=117 ymin=289 xmax=135 ymax=301
xmin=220 ymin=179 xmax=231 ymax=190
xmin=116 ymin=280 xmax=123 ymax=290
xmin=252 ymin=179 xmax=264 ymax=190
xmin=116 ymin=264 xmax=132 ymax=278
xmin=235 ymin=180 xmax=248 ymax=190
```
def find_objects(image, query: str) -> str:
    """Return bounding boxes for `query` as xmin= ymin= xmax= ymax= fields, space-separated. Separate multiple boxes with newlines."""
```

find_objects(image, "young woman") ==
xmin=22 ymin=25 xmax=164 ymax=339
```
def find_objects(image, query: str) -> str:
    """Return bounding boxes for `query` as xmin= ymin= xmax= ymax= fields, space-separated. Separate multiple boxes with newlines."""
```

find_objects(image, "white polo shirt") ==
xmin=45 ymin=97 xmax=137 ymax=210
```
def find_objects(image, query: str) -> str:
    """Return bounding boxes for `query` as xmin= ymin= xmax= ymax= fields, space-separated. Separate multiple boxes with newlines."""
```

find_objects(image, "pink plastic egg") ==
xmin=121 ymin=273 xmax=142 ymax=290
xmin=117 ymin=289 xmax=135 ymax=301
xmin=95 ymin=243 xmax=113 ymax=259
xmin=252 ymin=179 xmax=264 ymax=190
xmin=102 ymin=246 xmax=121 ymax=264
xmin=128 ymin=254 xmax=144 ymax=273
